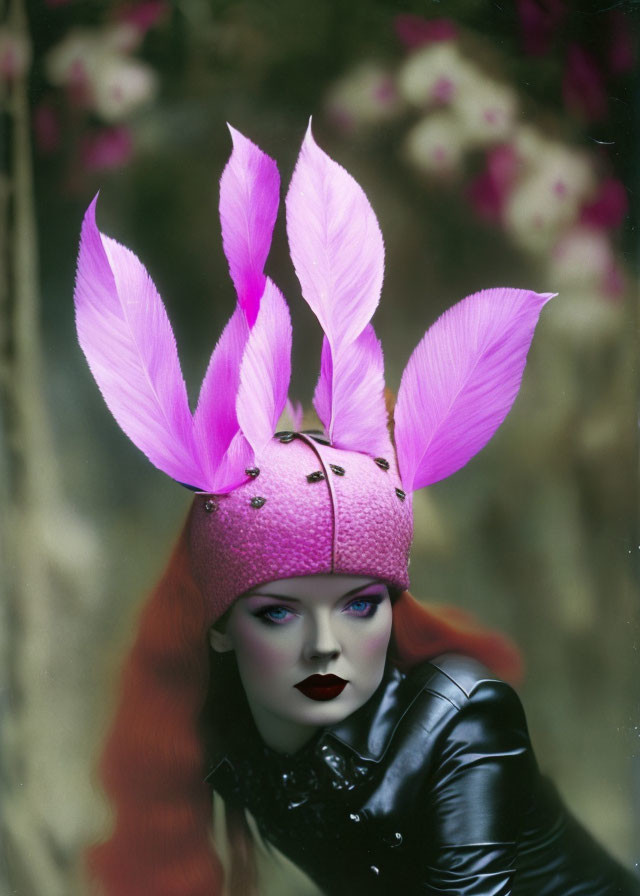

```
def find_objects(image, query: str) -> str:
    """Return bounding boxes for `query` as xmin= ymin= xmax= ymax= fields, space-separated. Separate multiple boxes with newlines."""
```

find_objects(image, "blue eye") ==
xmin=344 ymin=598 xmax=379 ymax=618
xmin=254 ymin=605 xmax=296 ymax=625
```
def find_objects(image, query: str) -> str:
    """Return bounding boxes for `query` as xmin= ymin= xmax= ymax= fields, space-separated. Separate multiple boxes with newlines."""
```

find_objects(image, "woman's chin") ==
xmin=285 ymin=688 xmax=367 ymax=728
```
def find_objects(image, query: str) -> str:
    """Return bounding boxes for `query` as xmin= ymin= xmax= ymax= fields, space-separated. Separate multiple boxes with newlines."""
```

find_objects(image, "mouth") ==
xmin=294 ymin=674 xmax=348 ymax=701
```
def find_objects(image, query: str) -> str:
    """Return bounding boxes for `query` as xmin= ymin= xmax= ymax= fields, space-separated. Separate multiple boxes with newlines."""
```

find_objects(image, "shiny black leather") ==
xmin=207 ymin=655 xmax=640 ymax=895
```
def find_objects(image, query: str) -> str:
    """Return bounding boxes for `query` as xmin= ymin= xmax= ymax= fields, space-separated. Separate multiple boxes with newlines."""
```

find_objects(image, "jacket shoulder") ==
xmin=402 ymin=654 xmax=529 ymax=745
xmin=419 ymin=652 xmax=503 ymax=701
xmin=327 ymin=654 xmax=524 ymax=764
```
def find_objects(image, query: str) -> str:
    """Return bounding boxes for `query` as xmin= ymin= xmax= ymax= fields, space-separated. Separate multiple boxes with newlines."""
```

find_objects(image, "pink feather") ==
xmin=314 ymin=326 xmax=392 ymax=457
xmin=193 ymin=303 xmax=253 ymax=493
xmin=74 ymin=196 xmax=204 ymax=487
xmin=205 ymin=429 xmax=255 ymax=495
xmin=312 ymin=336 xmax=332 ymax=435
xmin=220 ymin=125 xmax=280 ymax=327
xmin=193 ymin=128 xmax=282 ymax=490
xmin=394 ymin=288 xmax=554 ymax=492
xmin=287 ymin=122 xmax=389 ymax=455
xmin=236 ymin=278 xmax=292 ymax=457
xmin=286 ymin=122 xmax=384 ymax=349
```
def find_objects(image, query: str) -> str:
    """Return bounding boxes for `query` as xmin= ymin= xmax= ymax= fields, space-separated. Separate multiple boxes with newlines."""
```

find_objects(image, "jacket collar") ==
xmin=319 ymin=661 xmax=434 ymax=762
xmin=206 ymin=661 xmax=435 ymax=785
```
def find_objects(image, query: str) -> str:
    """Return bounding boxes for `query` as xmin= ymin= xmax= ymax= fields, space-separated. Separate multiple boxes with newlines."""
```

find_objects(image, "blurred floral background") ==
xmin=1 ymin=1 xmax=638 ymax=893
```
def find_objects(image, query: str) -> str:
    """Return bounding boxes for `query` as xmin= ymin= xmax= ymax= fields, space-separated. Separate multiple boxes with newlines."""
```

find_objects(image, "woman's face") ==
xmin=210 ymin=575 xmax=392 ymax=754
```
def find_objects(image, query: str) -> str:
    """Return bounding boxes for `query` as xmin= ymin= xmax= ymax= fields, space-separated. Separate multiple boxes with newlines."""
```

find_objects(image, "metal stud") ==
xmin=245 ymin=467 xmax=260 ymax=478
xmin=306 ymin=430 xmax=330 ymax=446
xmin=306 ymin=470 xmax=326 ymax=483
xmin=395 ymin=487 xmax=406 ymax=501
xmin=383 ymin=831 xmax=403 ymax=847
xmin=250 ymin=496 xmax=266 ymax=509
xmin=374 ymin=457 xmax=390 ymax=470
xmin=204 ymin=499 xmax=217 ymax=513
xmin=329 ymin=464 xmax=345 ymax=476
xmin=276 ymin=431 xmax=295 ymax=443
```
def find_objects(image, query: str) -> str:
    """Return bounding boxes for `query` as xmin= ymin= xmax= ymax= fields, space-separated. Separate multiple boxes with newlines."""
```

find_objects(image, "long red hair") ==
xmin=86 ymin=520 xmax=522 ymax=895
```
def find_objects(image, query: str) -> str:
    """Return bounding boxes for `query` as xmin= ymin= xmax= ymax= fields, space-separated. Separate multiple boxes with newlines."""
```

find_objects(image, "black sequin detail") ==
xmin=329 ymin=464 xmax=345 ymax=476
xmin=208 ymin=735 xmax=374 ymax=850
xmin=245 ymin=467 xmax=260 ymax=478
xmin=374 ymin=457 xmax=390 ymax=470
xmin=250 ymin=496 xmax=266 ymax=508
xmin=395 ymin=488 xmax=406 ymax=501
xmin=204 ymin=499 xmax=217 ymax=513
xmin=276 ymin=431 xmax=295 ymax=443
xmin=306 ymin=470 xmax=326 ymax=483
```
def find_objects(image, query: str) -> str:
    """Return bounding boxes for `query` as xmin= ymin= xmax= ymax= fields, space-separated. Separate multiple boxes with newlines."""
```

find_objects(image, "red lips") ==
xmin=294 ymin=674 xmax=348 ymax=701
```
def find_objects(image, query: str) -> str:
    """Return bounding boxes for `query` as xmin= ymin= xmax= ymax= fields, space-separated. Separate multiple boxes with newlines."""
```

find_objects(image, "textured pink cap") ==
xmin=187 ymin=433 xmax=412 ymax=620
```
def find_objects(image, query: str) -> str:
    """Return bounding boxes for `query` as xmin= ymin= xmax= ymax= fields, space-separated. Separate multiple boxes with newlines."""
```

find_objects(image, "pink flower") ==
xmin=431 ymin=77 xmax=454 ymax=105
xmin=579 ymin=178 xmax=628 ymax=231
xmin=394 ymin=15 xmax=458 ymax=50
xmin=562 ymin=43 xmax=607 ymax=122
xmin=516 ymin=0 xmax=566 ymax=56
xmin=33 ymin=102 xmax=62 ymax=154
xmin=467 ymin=144 xmax=519 ymax=222
xmin=117 ymin=1 xmax=169 ymax=36
xmin=80 ymin=126 xmax=134 ymax=171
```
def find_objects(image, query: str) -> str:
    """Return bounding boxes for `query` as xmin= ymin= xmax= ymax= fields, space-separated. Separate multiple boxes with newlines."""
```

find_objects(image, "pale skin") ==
xmin=210 ymin=575 xmax=393 ymax=754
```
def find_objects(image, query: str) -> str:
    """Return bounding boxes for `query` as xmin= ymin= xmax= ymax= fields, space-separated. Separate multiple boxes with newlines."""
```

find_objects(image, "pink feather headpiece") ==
xmin=75 ymin=122 xmax=552 ymax=618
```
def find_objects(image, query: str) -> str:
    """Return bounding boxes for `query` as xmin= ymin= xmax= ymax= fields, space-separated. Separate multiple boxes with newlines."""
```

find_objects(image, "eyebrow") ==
xmin=246 ymin=583 xmax=386 ymax=601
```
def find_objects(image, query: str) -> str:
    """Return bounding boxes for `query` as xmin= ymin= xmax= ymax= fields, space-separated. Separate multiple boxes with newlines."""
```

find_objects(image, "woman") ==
xmin=78 ymin=125 xmax=640 ymax=895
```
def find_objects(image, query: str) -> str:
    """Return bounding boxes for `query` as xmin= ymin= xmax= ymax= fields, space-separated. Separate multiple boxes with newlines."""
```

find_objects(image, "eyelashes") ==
xmin=253 ymin=606 xmax=298 ymax=626
xmin=251 ymin=592 xmax=387 ymax=626
xmin=343 ymin=596 xmax=383 ymax=618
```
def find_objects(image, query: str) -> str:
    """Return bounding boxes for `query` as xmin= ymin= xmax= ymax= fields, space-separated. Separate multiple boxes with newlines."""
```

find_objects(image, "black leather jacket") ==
xmin=207 ymin=655 xmax=640 ymax=895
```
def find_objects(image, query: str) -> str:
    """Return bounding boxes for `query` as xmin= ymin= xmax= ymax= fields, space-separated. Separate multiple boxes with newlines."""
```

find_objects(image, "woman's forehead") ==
xmin=244 ymin=574 xmax=384 ymax=601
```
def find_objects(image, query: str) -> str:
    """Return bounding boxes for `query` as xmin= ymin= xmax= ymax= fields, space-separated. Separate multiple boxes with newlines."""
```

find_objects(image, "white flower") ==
xmin=397 ymin=43 xmax=474 ymax=109
xmin=45 ymin=26 xmax=157 ymax=122
xmin=325 ymin=62 xmax=403 ymax=131
xmin=45 ymin=28 xmax=100 ymax=87
xmin=546 ymin=285 xmax=621 ymax=343
xmin=92 ymin=56 xmax=157 ymax=122
xmin=503 ymin=138 xmax=595 ymax=252
xmin=550 ymin=226 xmax=614 ymax=288
xmin=453 ymin=77 xmax=517 ymax=146
xmin=404 ymin=113 xmax=464 ymax=176
xmin=514 ymin=129 xmax=594 ymax=205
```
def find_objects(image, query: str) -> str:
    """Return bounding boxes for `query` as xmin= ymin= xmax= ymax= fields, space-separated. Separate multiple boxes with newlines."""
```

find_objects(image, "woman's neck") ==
xmin=249 ymin=703 xmax=320 ymax=755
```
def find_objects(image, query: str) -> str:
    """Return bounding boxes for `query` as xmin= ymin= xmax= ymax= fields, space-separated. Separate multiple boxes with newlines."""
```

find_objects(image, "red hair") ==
xmin=390 ymin=591 xmax=523 ymax=683
xmin=87 ymin=522 xmax=522 ymax=895
xmin=86 ymin=521 xmax=224 ymax=895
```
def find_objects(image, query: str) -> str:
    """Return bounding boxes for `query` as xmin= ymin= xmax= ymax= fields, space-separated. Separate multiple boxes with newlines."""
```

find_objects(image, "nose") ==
xmin=303 ymin=611 xmax=341 ymax=663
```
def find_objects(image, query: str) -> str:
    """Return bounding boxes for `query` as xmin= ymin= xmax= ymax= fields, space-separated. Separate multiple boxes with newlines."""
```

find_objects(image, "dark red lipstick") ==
xmin=294 ymin=674 xmax=347 ymax=701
